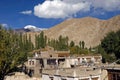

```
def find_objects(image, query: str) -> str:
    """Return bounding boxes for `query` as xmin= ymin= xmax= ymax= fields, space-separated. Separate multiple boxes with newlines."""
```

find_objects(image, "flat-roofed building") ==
xmin=42 ymin=66 xmax=101 ymax=80
xmin=106 ymin=65 xmax=120 ymax=80
xmin=26 ymin=46 xmax=102 ymax=78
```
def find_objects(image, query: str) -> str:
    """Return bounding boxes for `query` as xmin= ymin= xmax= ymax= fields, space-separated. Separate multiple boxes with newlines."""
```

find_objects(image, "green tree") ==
xmin=81 ymin=41 xmax=85 ymax=49
xmin=100 ymin=30 xmax=120 ymax=63
xmin=79 ymin=41 xmax=82 ymax=49
xmin=44 ymin=35 xmax=47 ymax=47
xmin=48 ymin=35 xmax=69 ymax=51
xmin=28 ymin=34 xmax=34 ymax=51
xmin=35 ymin=34 xmax=39 ymax=49
xmin=101 ymin=32 xmax=117 ymax=54
xmin=70 ymin=41 xmax=75 ymax=47
xmin=57 ymin=35 xmax=68 ymax=51
xmin=39 ymin=31 xmax=45 ymax=48
xmin=101 ymin=31 xmax=119 ymax=59
xmin=35 ymin=31 xmax=47 ymax=49
xmin=0 ymin=25 xmax=28 ymax=79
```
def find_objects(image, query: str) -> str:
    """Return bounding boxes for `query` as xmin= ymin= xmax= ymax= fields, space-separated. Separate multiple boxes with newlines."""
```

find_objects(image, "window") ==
xmin=112 ymin=73 xmax=120 ymax=80
xmin=32 ymin=61 xmax=34 ymax=65
xmin=29 ymin=61 xmax=31 ymax=65
xmin=49 ymin=77 xmax=53 ymax=80
xmin=109 ymin=73 xmax=120 ymax=80
xmin=117 ymin=74 xmax=120 ymax=80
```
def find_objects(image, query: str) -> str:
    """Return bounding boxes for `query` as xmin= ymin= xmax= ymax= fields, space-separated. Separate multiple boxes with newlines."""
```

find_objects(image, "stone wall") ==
xmin=5 ymin=72 xmax=41 ymax=80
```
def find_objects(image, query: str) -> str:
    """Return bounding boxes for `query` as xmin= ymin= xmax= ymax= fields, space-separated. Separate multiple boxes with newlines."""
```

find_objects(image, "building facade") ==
xmin=25 ymin=47 xmax=102 ymax=78
xmin=106 ymin=65 xmax=120 ymax=80
xmin=42 ymin=67 xmax=101 ymax=80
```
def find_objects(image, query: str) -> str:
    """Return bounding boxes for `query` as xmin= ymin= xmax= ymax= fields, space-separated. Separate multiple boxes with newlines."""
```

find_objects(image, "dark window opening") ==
xmin=29 ymin=61 xmax=31 ymax=65
xmin=32 ymin=61 xmax=34 ymax=65
xmin=49 ymin=77 xmax=53 ymax=80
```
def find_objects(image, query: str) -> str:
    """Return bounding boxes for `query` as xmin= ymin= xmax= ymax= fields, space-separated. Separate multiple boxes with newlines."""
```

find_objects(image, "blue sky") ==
xmin=0 ymin=0 xmax=120 ymax=29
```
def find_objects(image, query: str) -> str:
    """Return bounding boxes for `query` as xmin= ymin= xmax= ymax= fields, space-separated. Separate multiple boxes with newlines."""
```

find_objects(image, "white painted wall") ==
xmin=42 ymin=74 xmax=101 ymax=80
xmin=54 ymin=76 xmax=61 ymax=80
xmin=66 ymin=77 xmax=78 ymax=80
xmin=42 ymin=74 xmax=50 ymax=80
xmin=63 ymin=59 xmax=71 ymax=68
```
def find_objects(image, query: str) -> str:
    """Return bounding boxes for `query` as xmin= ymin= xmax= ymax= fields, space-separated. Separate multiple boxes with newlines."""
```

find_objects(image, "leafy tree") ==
xmin=79 ymin=48 xmax=89 ymax=55
xmin=39 ymin=31 xmax=45 ymax=48
xmin=44 ymin=35 xmax=47 ymax=47
xmin=70 ymin=46 xmax=77 ymax=54
xmin=28 ymin=34 xmax=34 ymax=51
xmin=69 ymin=40 xmax=88 ymax=55
xmin=35 ymin=34 xmax=39 ymax=49
xmin=70 ymin=41 xmax=75 ymax=47
xmin=79 ymin=41 xmax=82 ymax=49
xmin=70 ymin=45 xmax=80 ymax=54
xmin=57 ymin=35 xmax=68 ymax=51
xmin=0 ymin=25 xmax=30 ymax=79
xmin=35 ymin=31 xmax=46 ymax=49
xmin=47 ymin=35 xmax=69 ymax=51
xmin=81 ymin=41 xmax=85 ymax=49
xmin=101 ymin=31 xmax=120 ymax=59
xmin=99 ymin=30 xmax=120 ymax=63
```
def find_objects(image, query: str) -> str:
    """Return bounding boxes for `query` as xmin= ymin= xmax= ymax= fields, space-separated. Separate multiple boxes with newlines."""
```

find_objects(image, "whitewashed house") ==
xmin=26 ymin=46 xmax=102 ymax=78
xmin=42 ymin=66 xmax=101 ymax=80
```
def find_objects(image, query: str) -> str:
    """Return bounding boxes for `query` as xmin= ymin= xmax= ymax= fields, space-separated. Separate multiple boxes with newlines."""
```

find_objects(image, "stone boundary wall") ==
xmin=5 ymin=72 xmax=41 ymax=80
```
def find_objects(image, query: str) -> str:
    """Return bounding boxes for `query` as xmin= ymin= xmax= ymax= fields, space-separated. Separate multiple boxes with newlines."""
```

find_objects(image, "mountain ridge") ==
xmin=23 ymin=15 xmax=120 ymax=48
xmin=43 ymin=15 xmax=120 ymax=48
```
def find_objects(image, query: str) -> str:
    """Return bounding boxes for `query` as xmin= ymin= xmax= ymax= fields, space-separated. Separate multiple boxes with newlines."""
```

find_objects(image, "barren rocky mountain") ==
xmin=28 ymin=15 xmax=120 ymax=48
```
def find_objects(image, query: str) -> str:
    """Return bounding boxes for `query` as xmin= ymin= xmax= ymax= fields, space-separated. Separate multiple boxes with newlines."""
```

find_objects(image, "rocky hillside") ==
xmin=43 ymin=15 xmax=120 ymax=48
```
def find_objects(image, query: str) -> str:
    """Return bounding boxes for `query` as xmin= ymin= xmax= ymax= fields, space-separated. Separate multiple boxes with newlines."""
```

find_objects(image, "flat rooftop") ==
xmin=42 ymin=66 xmax=101 ymax=77
xmin=104 ymin=64 xmax=120 ymax=70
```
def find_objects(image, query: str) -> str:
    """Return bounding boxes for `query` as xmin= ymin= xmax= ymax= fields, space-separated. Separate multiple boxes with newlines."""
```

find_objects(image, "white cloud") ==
xmin=34 ymin=0 xmax=120 ymax=19
xmin=92 ymin=0 xmax=120 ymax=11
xmin=34 ymin=0 xmax=90 ymax=18
xmin=20 ymin=10 xmax=32 ymax=15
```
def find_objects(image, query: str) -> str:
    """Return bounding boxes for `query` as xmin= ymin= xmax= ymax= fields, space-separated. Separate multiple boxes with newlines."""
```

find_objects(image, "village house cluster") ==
xmin=24 ymin=46 xmax=120 ymax=80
